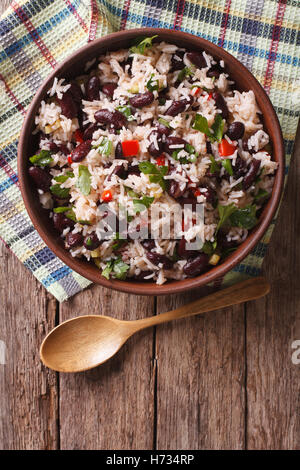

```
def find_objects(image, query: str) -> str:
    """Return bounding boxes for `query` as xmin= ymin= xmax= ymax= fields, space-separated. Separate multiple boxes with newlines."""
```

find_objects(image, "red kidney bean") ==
xmin=115 ymin=141 xmax=124 ymax=159
xmin=156 ymin=123 xmax=171 ymax=136
xmin=57 ymin=92 xmax=78 ymax=119
xmin=53 ymin=212 xmax=75 ymax=232
xmin=129 ymin=91 xmax=154 ymax=108
xmin=102 ymin=82 xmax=117 ymax=98
xmin=146 ymin=251 xmax=173 ymax=269
xmin=207 ymin=65 xmax=222 ymax=78
xmin=164 ymin=136 xmax=188 ymax=154
xmin=164 ymin=100 xmax=187 ymax=117
xmin=57 ymin=144 xmax=69 ymax=156
xmin=127 ymin=164 xmax=141 ymax=176
xmin=94 ymin=109 xmax=127 ymax=129
xmin=206 ymin=141 xmax=212 ymax=154
xmin=217 ymin=230 xmax=237 ymax=249
xmin=86 ymin=76 xmax=101 ymax=101
xmin=66 ymin=232 xmax=83 ymax=248
xmin=199 ymin=187 xmax=217 ymax=205
xmin=141 ymin=239 xmax=156 ymax=250
xmin=212 ymin=91 xmax=229 ymax=119
xmin=71 ymin=140 xmax=92 ymax=162
xmin=232 ymin=155 xmax=247 ymax=179
xmin=178 ymin=196 xmax=197 ymax=211
xmin=186 ymin=51 xmax=206 ymax=69
xmin=108 ymin=164 xmax=126 ymax=181
xmin=83 ymin=232 xmax=101 ymax=250
xmin=183 ymin=253 xmax=209 ymax=276
xmin=77 ymin=109 xmax=87 ymax=131
xmin=168 ymin=180 xmax=186 ymax=199
xmin=48 ymin=142 xmax=59 ymax=152
xmin=69 ymin=82 xmax=83 ymax=104
xmin=171 ymin=50 xmax=185 ymax=71
xmin=242 ymin=158 xmax=261 ymax=190
xmin=227 ymin=121 xmax=245 ymax=141
xmin=83 ymin=123 xmax=98 ymax=141
xmin=29 ymin=166 xmax=52 ymax=191
xmin=242 ymin=139 xmax=256 ymax=155
xmin=148 ymin=131 xmax=164 ymax=157
xmin=177 ymin=238 xmax=199 ymax=259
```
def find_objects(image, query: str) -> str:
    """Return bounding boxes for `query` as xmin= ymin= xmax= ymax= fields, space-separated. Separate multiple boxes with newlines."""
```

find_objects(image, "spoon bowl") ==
xmin=40 ymin=316 xmax=131 ymax=372
xmin=40 ymin=277 xmax=270 ymax=372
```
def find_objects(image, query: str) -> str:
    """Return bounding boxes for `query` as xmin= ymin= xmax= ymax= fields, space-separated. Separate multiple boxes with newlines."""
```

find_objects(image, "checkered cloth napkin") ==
xmin=0 ymin=0 xmax=299 ymax=301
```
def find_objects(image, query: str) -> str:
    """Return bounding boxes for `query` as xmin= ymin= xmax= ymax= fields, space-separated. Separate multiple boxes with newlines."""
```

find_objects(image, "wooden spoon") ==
xmin=40 ymin=277 xmax=270 ymax=373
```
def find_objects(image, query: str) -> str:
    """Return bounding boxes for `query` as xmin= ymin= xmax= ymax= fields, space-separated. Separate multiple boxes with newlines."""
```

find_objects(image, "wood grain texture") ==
xmin=0 ymin=0 xmax=299 ymax=450
xmin=246 ymin=125 xmax=300 ymax=450
xmin=0 ymin=243 xmax=58 ymax=450
xmin=156 ymin=292 xmax=246 ymax=450
xmin=59 ymin=288 xmax=155 ymax=450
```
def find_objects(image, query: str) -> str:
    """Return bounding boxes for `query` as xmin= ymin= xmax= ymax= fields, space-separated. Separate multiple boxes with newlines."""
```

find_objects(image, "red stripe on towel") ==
xmin=0 ymin=73 xmax=26 ymax=115
xmin=218 ymin=0 xmax=232 ymax=48
xmin=12 ymin=1 xmax=57 ymax=69
xmin=88 ymin=0 xmax=98 ymax=42
xmin=263 ymin=0 xmax=287 ymax=94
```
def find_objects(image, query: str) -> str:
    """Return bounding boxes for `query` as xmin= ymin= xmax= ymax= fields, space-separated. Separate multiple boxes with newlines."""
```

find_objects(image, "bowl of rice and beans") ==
xmin=18 ymin=29 xmax=284 ymax=295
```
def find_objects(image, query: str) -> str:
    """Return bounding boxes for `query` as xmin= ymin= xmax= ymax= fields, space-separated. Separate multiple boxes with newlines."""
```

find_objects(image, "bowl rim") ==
xmin=18 ymin=27 xmax=285 ymax=296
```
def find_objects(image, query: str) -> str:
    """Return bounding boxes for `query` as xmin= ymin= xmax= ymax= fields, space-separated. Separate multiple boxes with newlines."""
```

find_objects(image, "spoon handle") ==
xmin=133 ymin=277 xmax=270 ymax=330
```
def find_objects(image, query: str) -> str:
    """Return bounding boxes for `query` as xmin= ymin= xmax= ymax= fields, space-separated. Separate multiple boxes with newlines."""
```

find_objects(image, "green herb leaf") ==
xmin=138 ymin=162 xmax=167 ymax=190
xmin=130 ymin=35 xmax=158 ymax=55
xmin=102 ymin=260 xmax=114 ymax=280
xmin=77 ymin=165 xmax=91 ymax=196
xmin=133 ymin=196 xmax=154 ymax=213
xmin=113 ymin=258 xmax=130 ymax=280
xmin=77 ymin=220 xmax=92 ymax=225
xmin=125 ymin=186 xmax=139 ymax=198
xmin=202 ymin=241 xmax=216 ymax=256
xmin=158 ymin=118 xmax=171 ymax=128
xmin=54 ymin=172 xmax=74 ymax=183
xmin=177 ymin=66 xmax=193 ymax=83
xmin=96 ymin=137 xmax=113 ymax=157
xmin=50 ymin=184 xmax=70 ymax=199
xmin=193 ymin=113 xmax=224 ymax=142
xmin=216 ymin=203 xmax=237 ymax=233
xmin=254 ymin=189 xmax=269 ymax=202
xmin=116 ymin=105 xmax=135 ymax=121
xmin=222 ymin=159 xmax=233 ymax=176
xmin=138 ymin=161 xmax=159 ymax=175
xmin=53 ymin=206 xmax=70 ymax=213
xmin=65 ymin=209 xmax=76 ymax=222
xmin=29 ymin=150 xmax=53 ymax=167
xmin=229 ymin=204 xmax=258 ymax=230
xmin=146 ymin=73 xmax=159 ymax=92
xmin=209 ymin=155 xmax=220 ymax=174
xmin=211 ymin=114 xmax=224 ymax=142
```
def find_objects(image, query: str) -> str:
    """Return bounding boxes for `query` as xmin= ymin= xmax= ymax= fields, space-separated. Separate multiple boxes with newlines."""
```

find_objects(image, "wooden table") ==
xmin=0 ymin=0 xmax=299 ymax=450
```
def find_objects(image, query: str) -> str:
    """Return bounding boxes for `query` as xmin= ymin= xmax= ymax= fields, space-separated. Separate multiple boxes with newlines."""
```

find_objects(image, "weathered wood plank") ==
xmin=246 ymin=126 xmax=300 ymax=449
xmin=59 ymin=287 xmax=155 ymax=450
xmin=155 ymin=290 xmax=246 ymax=450
xmin=0 ymin=243 xmax=58 ymax=450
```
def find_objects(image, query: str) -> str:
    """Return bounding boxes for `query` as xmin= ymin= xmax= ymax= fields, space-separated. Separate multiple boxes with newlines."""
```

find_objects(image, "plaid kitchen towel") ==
xmin=0 ymin=0 xmax=299 ymax=301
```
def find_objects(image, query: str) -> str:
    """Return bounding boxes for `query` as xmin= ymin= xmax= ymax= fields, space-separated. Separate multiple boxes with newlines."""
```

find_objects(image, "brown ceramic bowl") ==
xmin=18 ymin=28 xmax=285 ymax=296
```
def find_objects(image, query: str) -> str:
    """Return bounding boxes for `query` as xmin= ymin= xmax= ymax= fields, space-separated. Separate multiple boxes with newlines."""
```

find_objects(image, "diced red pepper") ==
xmin=156 ymin=155 xmax=165 ymax=166
xmin=74 ymin=129 xmax=84 ymax=144
xmin=193 ymin=87 xmax=202 ymax=96
xmin=101 ymin=189 xmax=113 ymax=202
xmin=67 ymin=155 xmax=73 ymax=164
xmin=218 ymin=139 xmax=237 ymax=157
xmin=193 ymin=189 xmax=201 ymax=197
xmin=121 ymin=140 xmax=140 ymax=157
xmin=207 ymin=92 xmax=213 ymax=101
